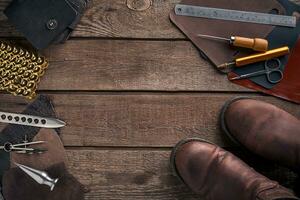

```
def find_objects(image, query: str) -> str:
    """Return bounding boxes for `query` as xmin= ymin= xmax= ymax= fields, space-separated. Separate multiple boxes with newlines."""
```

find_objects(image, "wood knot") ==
xmin=126 ymin=0 xmax=152 ymax=11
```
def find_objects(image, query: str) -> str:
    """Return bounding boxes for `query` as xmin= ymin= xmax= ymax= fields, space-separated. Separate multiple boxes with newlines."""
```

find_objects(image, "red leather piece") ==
xmin=229 ymin=38 xmax=300 ymax=104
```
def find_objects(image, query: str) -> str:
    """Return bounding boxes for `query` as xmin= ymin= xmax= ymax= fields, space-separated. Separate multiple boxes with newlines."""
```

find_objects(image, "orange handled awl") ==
xmin=217 ymin=46 xmax=290 ymax=70
xmin=197 ymin=34 xmax=269 ymax=52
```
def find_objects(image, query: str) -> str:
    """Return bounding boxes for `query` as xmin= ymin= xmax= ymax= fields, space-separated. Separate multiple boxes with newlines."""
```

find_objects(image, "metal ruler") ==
xmin=175 ymin=4 xmax=297 ymax=28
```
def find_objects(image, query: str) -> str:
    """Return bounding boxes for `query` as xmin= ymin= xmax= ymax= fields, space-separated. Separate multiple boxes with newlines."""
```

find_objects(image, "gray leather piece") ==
xmin=52 ymin=0 xmax=90 ymax=44
xmin=4 ymin=0 xmax=89 ymax=49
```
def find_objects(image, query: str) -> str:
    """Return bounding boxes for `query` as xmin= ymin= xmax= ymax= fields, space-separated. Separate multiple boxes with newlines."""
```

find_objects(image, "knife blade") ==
xmin=0 ymin=111 xmax=66 ymax=128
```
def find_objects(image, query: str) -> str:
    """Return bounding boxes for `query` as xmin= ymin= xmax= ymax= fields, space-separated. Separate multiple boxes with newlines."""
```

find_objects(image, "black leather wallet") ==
xmin=4 ymin=0 xmax=89 ymax=49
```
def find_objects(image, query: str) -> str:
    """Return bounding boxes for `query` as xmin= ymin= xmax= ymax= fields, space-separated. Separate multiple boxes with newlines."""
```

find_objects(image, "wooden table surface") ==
xmin=0 ymin=0 xmax=300 ymax=199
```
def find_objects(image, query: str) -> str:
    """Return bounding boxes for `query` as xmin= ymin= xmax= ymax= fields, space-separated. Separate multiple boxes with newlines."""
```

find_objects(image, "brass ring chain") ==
xmin=0 ymin=41 xmax=48 ymax=100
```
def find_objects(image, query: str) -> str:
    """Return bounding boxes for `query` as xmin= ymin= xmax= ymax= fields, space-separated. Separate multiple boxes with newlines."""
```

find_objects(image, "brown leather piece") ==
xmin=229 ymin=38 xmax=300 ymax=104
xmin=2 ymin=129 xmax=85 ymax=200
xmin=2 ymin=163 xmax=85 ymax=200
xmin=173 ymin=139 xmax=299 ymax=200
xmin=10 ymin=129 xmax=66 ymax=169
xmin=223 ymin=99 xmax=300 ymax=171
xmin=170 ymin=0 xmax=284 ymax=66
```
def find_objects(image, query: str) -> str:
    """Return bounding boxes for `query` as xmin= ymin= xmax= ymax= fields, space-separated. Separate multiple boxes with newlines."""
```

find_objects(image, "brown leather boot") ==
xmin=170 ymin=138 xmax=299 ymax=200
xmin=220 ymin=98 xmax=300 ymax=171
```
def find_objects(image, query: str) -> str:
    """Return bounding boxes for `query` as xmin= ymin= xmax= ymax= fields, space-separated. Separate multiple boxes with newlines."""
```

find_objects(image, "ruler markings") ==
xmin=175 ymin=5 xmax=297 ymax=28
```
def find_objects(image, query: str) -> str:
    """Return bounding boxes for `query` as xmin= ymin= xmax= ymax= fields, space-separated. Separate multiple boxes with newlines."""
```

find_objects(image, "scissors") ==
xmin=229 ymin=58 xmax=284 ymax=84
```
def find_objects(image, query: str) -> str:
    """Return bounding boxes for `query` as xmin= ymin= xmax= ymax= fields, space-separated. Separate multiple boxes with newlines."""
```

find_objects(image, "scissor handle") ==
xmin=265 ymin=58 xmax=281 ymax=70
xmin=266 ymin=70 xmax=283 ymax=84
xmin=265 ymin=59 xmax=283 ymax=84
xmin=3 ymin=142 xmax=12 ymax=152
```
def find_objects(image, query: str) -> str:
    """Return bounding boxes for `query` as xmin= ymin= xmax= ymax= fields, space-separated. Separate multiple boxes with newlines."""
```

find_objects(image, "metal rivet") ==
xmin=27 ymin=118 xmax=33 ymax=123
xmin=14 ymin=116 xmax=20 ymax=122
xmin=46 ymin=19 xmax=58 ymax=30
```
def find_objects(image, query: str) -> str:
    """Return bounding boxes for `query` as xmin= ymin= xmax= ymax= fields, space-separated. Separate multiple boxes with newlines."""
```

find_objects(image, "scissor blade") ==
xmin=0 ymin=111 xmax=66 ymax=128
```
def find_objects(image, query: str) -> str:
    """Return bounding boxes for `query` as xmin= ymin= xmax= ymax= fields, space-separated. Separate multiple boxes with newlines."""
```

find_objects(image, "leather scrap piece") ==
xmin=0 ymin=93 xmax=84 ymax=200
xmin=170 ymin=0 xmax=284 ymax=66
xmin=229 ymin=37 xmax=300 ymax=104
xmin=2 ymin=163 xmax=85 ymax=200
xmin=0 ymin=95 xmax=58 ymax=182
xmin=4 ymin=0 xmax=89 ymax=49
xmin=52 ymin=0 xmax=90 ymax=44
xmin=2 ymin=129 xmax=85 ymax=200
xmin=231 ymin=0 xmax=300 ymax=90
xmin=170 ymin=0 xmax=300 ymax=103
xmin=10 ymin=129 xmax=67 ymax=170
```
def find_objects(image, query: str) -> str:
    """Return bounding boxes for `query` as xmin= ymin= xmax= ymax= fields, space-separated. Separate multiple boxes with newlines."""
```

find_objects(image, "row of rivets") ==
xmin=1 ymin=114 xmax=46 ymax=125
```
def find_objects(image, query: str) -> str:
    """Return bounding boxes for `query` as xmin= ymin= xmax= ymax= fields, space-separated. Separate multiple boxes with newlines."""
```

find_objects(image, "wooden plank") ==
xmin=0 ymin=93 xmax=299 ymax=147
xmin=38 ymin=40 xmax=241 ymax=91
xmin=0 ymin=0 xmax=183 ymax=38
xmin=1 ymin=0 xmax=300 ymax=39
xmin=66 ymin=149 xmax=298 ymax=200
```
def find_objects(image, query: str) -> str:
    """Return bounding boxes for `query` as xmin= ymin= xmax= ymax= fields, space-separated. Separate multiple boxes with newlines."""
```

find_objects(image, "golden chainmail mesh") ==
xmin=0 ymin=41 xmax=48 ymax=100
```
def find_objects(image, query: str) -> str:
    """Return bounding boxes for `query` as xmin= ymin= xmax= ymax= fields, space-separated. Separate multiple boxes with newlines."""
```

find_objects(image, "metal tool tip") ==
xmin=217 ymin=62 xmax=235 ymax=69
xmin=57 ymin=119 xmax=66 ymax=127
xmin=50 ymin=178 xmax=59 ymax=191
xmin=229 ymin=77 xmax=239 ymax=81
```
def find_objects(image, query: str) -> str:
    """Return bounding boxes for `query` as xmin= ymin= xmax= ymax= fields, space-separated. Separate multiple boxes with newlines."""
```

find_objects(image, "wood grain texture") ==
xmin=66 ymin=149 xmax=299 ymax=200
xmin=0 ymin=0 xmax=183 ymax=38
xmin=0 ymin=93 xmax=299 ymax=147
xmin=1 ymin=0 xmax=299 ymax=39
xmin=35 ymin=40 xmax=242 ymax=91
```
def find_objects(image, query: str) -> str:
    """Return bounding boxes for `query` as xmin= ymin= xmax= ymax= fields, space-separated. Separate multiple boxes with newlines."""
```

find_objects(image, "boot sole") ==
xmin=169 ymin=138 xmax=214 ymax=185
xmin=219 ymin=97 xmax=252 ymax=146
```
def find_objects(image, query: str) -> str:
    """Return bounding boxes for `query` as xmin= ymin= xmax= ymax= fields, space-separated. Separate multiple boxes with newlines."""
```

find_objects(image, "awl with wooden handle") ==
xmin=217 ymin=46 xmax=290 ymax=69
xmin=197 ymin=34 xmax=269 ymax=52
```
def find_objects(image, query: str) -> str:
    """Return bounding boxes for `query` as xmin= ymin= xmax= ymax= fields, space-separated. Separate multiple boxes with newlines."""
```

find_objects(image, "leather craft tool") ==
xmin=197 ymin=34 xmax=268 ymax=52
xmin=15 ymin=163 xmax=59 ymax=191
xmin=175 ymin=4 xmax=296 ymax=27
xmin=0 ymin=111 xmax=66 ymax=128
xmin=230 ymin=58 xmax=283 ymax=84
xmin=0 ymin=41 xmax=48 ymax=99
xmin=218 ymin=46 xmax=290 ymax=69
xmin=15 ymin=135 xmax=47 ymax=154
xmin=0 ymin=141 xmax=46 ymax=154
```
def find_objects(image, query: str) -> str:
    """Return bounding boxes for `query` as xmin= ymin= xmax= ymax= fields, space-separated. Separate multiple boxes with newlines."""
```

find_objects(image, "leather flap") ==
xmin=4 ymin=0 xmax=78 ymax=49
